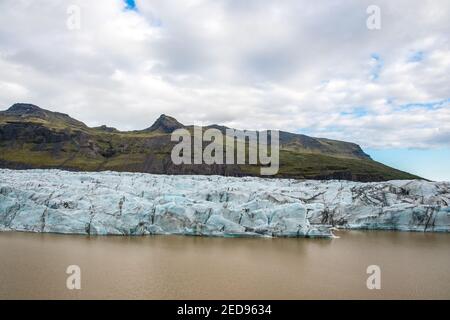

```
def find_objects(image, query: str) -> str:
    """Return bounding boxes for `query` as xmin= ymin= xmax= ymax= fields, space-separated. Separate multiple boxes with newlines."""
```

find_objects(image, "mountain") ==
xmin=0 ymin=103 xmax=420 ymax=181
xmin=145 ymin=114 xmax=184 ymax=133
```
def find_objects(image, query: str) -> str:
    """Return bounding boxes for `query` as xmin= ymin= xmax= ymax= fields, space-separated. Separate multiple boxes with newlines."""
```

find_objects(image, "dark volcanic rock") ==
xmin=6 ymin=103 xmax=42 ymax=114
xmin=94 ymin=125 xmax=118 ymax=132
xmin=145 ymin=114 xmax=184 ymax=133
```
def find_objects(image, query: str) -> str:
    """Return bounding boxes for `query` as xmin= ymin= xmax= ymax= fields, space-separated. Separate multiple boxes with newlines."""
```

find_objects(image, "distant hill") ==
xmin=0 ymin=103 xmax=420 ymax=181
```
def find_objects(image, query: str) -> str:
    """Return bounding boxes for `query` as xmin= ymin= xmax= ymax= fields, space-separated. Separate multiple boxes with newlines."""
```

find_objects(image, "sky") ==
xmin=0 ymin=0 xmax=449 ymax=180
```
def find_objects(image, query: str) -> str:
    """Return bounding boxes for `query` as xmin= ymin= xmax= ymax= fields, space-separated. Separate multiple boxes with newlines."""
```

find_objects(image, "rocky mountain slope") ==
xmin=0 ymin=103 xmax=419 ymax=181
xmin=0 ymin=169 xmax=448 ymax=237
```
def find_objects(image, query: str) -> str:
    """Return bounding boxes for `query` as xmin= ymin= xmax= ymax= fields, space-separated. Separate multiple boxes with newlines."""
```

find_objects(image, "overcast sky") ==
xmin=0 ymin=0 xmax=449 ymax=180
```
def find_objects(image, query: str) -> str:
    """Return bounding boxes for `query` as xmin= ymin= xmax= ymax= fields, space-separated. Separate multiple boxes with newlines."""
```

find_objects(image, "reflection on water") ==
xmin=0 ymin=230 xmax=449 ymax=299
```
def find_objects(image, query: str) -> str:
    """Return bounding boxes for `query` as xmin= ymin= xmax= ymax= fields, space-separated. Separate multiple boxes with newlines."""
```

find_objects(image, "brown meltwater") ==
xmin=0 ymin=230 xmax=449 ymax=299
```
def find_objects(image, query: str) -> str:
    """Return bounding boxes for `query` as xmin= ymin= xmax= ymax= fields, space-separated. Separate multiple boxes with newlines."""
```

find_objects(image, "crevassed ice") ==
xmin=0 ymin=169 xmax=449 ymax=237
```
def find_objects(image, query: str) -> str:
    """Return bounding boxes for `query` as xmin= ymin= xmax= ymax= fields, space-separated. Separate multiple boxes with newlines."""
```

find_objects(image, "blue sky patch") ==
xmin=340 ymin=107 xmax=369 ymax=117
xmin=366 ymin=147 xmax=450 ymax=181
xmin=370 ymin=53 xmax=383 ymax=80
xmin=124 ymin=0 xmax=137 ymax=11
xmin=398 ymin=98 xmax=450 ymax=111
xmin=408 ymin=51 xmax=424 ymax=62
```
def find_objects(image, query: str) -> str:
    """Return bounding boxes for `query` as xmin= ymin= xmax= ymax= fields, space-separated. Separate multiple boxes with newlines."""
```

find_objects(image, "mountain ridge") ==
xmin=0 ymin=103 xmax=420 ymax=181
xmin=145 ymin=114 xmax=184 ymax=133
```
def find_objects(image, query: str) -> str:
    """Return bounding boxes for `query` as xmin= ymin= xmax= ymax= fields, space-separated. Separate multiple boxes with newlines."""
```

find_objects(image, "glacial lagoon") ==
xmin=0 ymin=230 xmax=449 ymax=299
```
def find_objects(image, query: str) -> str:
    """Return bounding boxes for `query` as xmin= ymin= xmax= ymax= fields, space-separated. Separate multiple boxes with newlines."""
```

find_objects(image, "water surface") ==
xmin=0 ymin=231 xmax=449 ymax=299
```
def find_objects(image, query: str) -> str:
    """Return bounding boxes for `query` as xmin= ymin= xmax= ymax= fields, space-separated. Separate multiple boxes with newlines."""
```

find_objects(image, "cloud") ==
xmin=0 ymin=0 xmax=449 ymax=148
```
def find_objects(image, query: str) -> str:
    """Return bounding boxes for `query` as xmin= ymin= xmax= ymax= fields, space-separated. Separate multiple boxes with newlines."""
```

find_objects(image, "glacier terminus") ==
xmin=0 ymin=169 xmax=449 ymax=238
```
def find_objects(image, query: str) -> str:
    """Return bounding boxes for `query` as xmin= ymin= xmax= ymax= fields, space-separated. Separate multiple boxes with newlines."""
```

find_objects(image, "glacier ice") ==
xmin=0 ymin=169 xmax=449 ymax=237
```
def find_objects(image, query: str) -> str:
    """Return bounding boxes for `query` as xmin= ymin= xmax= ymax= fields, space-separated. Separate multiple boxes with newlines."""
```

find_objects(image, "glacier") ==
xmin=0 ymin=169 xmax=449 ymax=238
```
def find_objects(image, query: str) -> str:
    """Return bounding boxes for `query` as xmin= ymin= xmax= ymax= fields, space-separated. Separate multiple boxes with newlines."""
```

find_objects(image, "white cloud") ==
xmin=0 ymin=0 xmax=449 ymax=148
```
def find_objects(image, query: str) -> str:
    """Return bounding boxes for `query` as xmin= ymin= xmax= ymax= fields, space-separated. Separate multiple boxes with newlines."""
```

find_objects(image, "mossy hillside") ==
xmin=0 ymin=104 xmax=422 ymax=181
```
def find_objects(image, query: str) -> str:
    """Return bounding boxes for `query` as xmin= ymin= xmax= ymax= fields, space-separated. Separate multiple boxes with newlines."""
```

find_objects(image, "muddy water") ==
xmin=0 ymin=230 xmax=449 ymax=299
